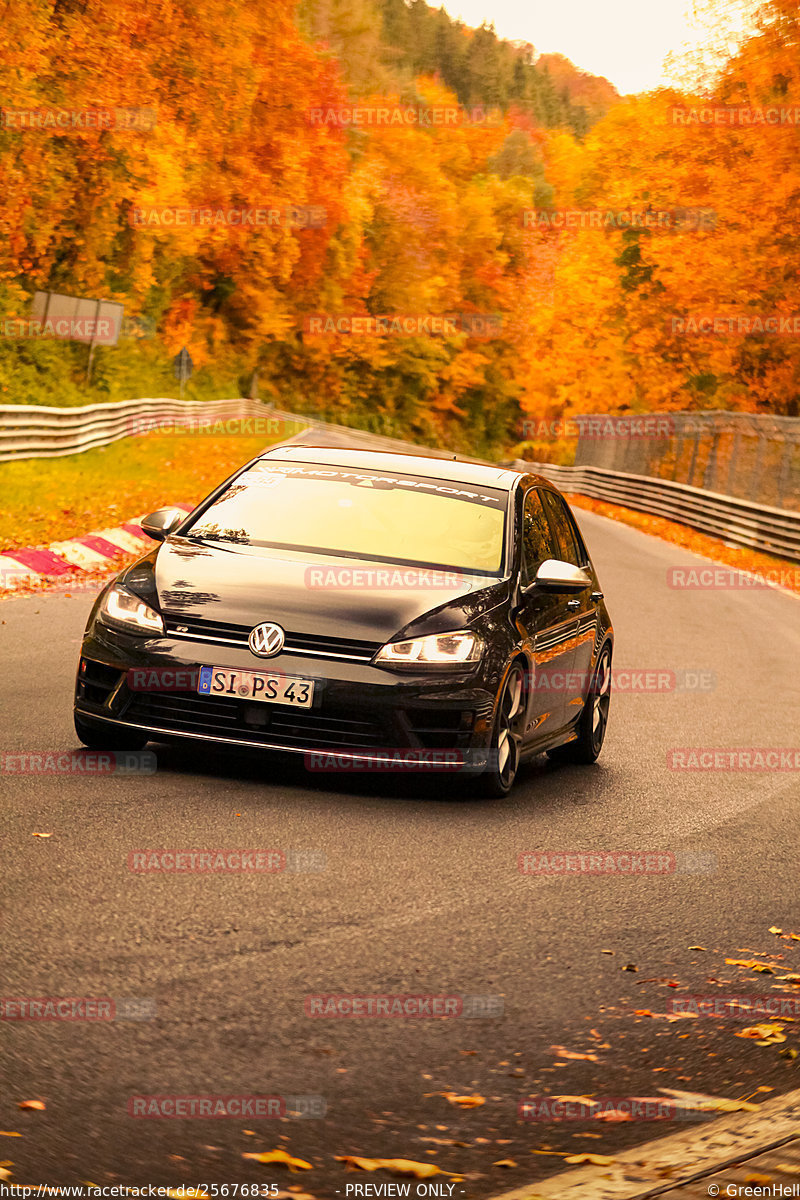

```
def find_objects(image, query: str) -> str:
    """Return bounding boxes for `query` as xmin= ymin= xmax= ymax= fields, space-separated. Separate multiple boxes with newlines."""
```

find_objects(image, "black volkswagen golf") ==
xmin=74 ymin=445 xmax=613 ymax=795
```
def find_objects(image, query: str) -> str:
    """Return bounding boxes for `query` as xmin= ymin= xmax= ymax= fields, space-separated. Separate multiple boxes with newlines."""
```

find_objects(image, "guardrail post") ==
xmin=776 ymin=437 xmax=794 ymax=510
xmin=703 ymin=428 xmax=719 ymax=490
xmin=726 ymin=431 xmax=741 ymax=496
xmin=686 ymin=425 xmax=701 ymax=487
xmin=749 ymin=436 xmax=766 ymax=500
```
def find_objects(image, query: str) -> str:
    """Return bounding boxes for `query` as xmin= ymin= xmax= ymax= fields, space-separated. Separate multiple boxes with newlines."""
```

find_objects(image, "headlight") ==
xmin=375 ymin=630 xmax=483 ymax=666
xmin=100 ymin=584 xmax=164 ymax=635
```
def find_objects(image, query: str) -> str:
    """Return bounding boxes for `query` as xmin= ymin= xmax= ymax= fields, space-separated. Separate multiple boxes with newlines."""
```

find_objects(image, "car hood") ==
xmin=150 ymin=537 xmax=507 ymax=643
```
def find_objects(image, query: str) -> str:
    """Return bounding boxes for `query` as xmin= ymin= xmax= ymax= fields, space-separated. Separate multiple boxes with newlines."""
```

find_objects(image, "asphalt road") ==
xmin=2 ymin=434 xmax=800 ymax=1192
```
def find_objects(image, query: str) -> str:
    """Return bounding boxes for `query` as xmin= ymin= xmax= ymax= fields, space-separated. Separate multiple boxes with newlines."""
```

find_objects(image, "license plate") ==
xmin=197 ymin=666 xmax=314 ymax=708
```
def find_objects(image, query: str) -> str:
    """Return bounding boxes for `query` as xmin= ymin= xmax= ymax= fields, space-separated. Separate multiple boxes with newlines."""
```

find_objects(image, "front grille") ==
xmin=163 ymin=615 xmax=381 ymax=662
xmin=123 ymin=691 xmax=386 ymax=750
xmin=77 ymin=659 xmax=123 ymax=706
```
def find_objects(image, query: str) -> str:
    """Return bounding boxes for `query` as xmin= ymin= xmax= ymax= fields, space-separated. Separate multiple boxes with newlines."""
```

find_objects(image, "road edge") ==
xmin=487 ymin=1087 xmax=800 ymax=1200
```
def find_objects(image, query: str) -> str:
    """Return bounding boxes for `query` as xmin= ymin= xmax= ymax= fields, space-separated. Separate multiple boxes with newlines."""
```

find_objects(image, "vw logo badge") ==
xmin=248 ymin=621 xmax=285 ymax=658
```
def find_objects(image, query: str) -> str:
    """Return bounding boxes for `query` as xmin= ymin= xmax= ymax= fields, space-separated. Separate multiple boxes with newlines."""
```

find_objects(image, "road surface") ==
xmin=2 ymin=427 xmax=799 ymax=1191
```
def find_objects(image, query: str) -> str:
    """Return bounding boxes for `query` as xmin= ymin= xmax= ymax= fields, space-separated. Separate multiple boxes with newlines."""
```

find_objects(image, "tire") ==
xmin=74 ymin=713 xmax=149 ymax=752
xmin=547 ymin=642 xmax=612 ymax=765
xmin=479 ymin=661 xmax=527 ymax=798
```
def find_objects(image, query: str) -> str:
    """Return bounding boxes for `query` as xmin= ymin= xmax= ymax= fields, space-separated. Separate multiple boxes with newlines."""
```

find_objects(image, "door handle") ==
xmin=566 ymin=599 xmax=581 ymax=611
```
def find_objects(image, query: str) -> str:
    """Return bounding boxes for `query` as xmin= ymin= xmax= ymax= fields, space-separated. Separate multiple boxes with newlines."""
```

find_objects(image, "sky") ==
xmin=440 ymin=0 xmax=746 ymax=95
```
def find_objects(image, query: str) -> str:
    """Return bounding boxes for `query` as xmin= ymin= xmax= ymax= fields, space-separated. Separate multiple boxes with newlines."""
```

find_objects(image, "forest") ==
xmin=0 ymin=0 xmax=797 ymax=455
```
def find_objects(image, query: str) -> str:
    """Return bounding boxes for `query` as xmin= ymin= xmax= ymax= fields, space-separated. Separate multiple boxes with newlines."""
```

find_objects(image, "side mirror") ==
xmin=140 ymin=507 xmax=186 ymax=542
xmin=526 ymin=558 xmax=592 ymax=594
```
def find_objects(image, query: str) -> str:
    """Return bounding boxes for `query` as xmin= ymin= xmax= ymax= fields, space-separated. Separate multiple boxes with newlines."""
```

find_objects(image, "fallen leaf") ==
xmin=593 ymin=1110 xmax=633 ymax=1123
xmin=437 ymin=1092 xmax=485 ymax=1108
xmin=335 ymin=1157 xmax=447 ymax=1179
xmin=726 ymin=959 xmax=775 ymax=974
xmin=553 ymin=1048 xmax=599 ymax=1062
xmin=688 ymin=946 xmax=707 ymax=951
xmin=0 ymin=1169 xmax=12 ymax=1182
xmin=242 ymin=1150 xmax=312 ymax=1171
xmin=736 ymin=1023 xmax=786 ymax=1045
xmin=492 ymin=1159 xmax=518 ymax=1168
xmin=658 ymin=1088 xmax=758 ymax=1113
xmin=17 ymin=1101 xmax=45 ymax=1111
xmin=0 ymin=1134 xmax=21 ymax=1138
xmin=622 ymin=964 xmax=637 ymax=972
xmin=564 ymin=1153 xmax=615 ymax=1165
xmin=769 ymin=927 xmax=782 ymax=935
xmin=32 ymin=832 xmax=53 ymax=838
xmin=552 ymin=1096 xmax=598 ymax=1106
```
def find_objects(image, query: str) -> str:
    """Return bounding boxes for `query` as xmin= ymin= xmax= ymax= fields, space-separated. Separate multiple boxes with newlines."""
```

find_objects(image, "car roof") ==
xmin=260 ymin=443 xmax=549 ymax=490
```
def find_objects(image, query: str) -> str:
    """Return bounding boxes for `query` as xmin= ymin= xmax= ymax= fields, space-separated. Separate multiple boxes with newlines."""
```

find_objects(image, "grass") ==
xmin=0 ymin=422 xmax=303 ymax=551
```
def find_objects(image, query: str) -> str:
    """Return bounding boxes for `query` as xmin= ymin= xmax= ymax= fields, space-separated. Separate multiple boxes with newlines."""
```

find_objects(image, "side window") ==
xmin=541 ymin=491 xmax=583 ymax=567
xmin=521 ymin=489 xmax=556 ymax=584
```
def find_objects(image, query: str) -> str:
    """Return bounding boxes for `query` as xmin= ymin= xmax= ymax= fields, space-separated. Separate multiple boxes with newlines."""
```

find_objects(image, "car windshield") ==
xmin=184 ymin=462 xmax=507 ymax=574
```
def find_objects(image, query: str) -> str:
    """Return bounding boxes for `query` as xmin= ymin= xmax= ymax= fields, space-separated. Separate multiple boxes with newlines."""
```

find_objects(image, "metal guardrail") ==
xmin=572 ymin=411 xmax=800 ymax=513
xmin=516 ymin=460 xmax=800 ymax=563
xmin=2 ymin=397 xmax=799 ymax=562
xmin=0 ymin=397 xmax=287 ymax=461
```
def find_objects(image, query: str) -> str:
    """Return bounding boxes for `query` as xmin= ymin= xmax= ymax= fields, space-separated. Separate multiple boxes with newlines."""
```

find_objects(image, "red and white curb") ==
xmin=0 ymin=504 xmax=194 ymax=593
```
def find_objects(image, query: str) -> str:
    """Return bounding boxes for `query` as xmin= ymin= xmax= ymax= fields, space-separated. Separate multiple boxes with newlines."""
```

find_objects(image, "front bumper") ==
xmin=74 ymin=623 xmax=498 ymax=768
